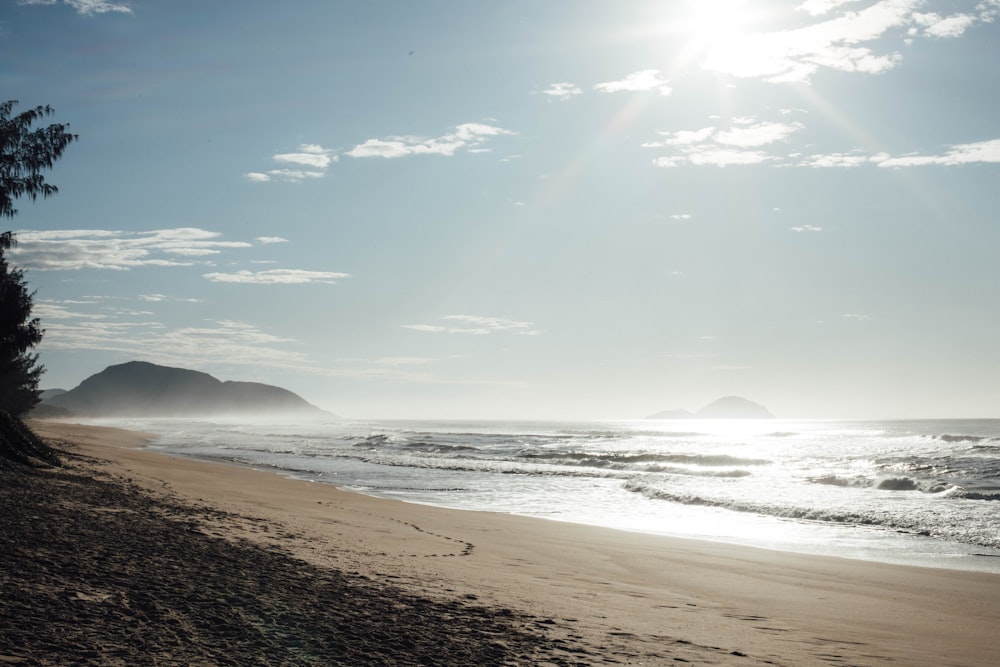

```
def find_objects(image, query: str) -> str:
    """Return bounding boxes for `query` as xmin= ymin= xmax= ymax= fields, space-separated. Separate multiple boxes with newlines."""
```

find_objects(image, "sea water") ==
xmin=95 ymin=417 xmax=1000 ymax=573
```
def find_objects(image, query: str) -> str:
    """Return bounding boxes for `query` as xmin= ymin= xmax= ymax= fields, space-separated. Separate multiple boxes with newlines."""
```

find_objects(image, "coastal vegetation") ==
xmin=0 ymin=100 xmax=75 ymax=467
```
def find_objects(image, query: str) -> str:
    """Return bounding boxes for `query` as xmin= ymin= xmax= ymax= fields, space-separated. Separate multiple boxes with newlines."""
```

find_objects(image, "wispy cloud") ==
xmin=791 ymin=224 xmax=823 ymax=232
xmin=716 ymin=121 xmax=805 ymax=147
xmin=648 ymin=114 xmax=1000 ymax=170
xmin=541 ymin=82 xmax=583 ymax=99
xmin=594 ymin=69 xmax=672 ymax=96
xmin=798 ymin=151 xmax=885 ymax=167
xmin=402 ymin=315 xmax=539 ymax=336
xmin=702 ymin=0 xmax=997 ymax=83
xmin=346 ymin=122 xmax=515 ymax=159
xmin=875 ymin=139 xmax=1000 ymax=167
xmin=138 ymin=294 xmax=203 ymax=303
xmin=648 ymin=118 xmax=801 ymax=167
xmin=801 ymin=139 xmax=1000 ymax=168
xmin=10 ymin=228 xmax=252 ymax=270
xmin=18 ymin=0 xmax=132 ymax=15
xmin=202 ymin=269 xmax=350 ymax=285
xmin=797 ymin=0 xmax=866 ymax=16
xmin=273 ymin=144 xmax=337 ymax=168
xmin=911 ymin=12 xmax=979 ymax=39
xmin=36 ymin=305 xmax=312 ymax=371
xmin=245 ymin=144 xmax=337 ymax=182
xmin=255 ymin=236 xmax=289 ymax=245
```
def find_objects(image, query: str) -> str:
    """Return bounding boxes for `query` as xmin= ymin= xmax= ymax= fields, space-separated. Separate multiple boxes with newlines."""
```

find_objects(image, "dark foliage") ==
xmin=0 ymin=101 xmax=75 ymax=412
xmin=0 ymin=232 xmax=44 ymax=417
xmin=0 ymin=101 xmax=75 ymax=465
xmin=0 ymin=410 xmax=61 ymax=469
xmin=1 ymin=100 xmax=77 ymax=219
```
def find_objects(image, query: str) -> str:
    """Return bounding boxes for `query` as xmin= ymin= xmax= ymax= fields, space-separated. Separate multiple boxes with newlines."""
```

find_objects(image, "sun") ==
xmin=673 ymin=0 xmax=758 ymax=71
xmin=685 ymin=0 xmax=754 ymax=46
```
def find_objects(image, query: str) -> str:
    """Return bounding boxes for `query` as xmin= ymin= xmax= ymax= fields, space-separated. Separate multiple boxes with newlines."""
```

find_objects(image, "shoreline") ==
xmin=134 ymin=415 xmax=1000 ymax=575
xmin=15 ymin=419 xmax=1000 ymax=665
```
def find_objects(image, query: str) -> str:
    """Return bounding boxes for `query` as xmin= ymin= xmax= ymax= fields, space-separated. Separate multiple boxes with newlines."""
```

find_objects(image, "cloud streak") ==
xmin=18 ymin=0 xmax=132 ymax=15
xmin=402 ymin=315 xmax=539 ymax=336
xmin=345 ymin=122 xmax=515 ymax=159
xmin=245 ymin=143 xmax=337 ymax=182
xmin=594 ymin=70 xmax=672 ymax=96
xmin=36 ymin=305 xmax=313 ymax=372
xmin=10 ymin=228 xmax=252 ymax=271
xmin=647 ymin=116 xmax=1000 ymax=169
xmin=699 ymin=0 xmax=998 ymax=83
xmin=648 ymin=118 xmax=802 ymax=167
xmin=801 ymin=139 xmax=1000 ymax=168
xmin=202 ymin=269 xmax=350 ymax=285
xmin=541 ymin=82 xmax=583 ymax=99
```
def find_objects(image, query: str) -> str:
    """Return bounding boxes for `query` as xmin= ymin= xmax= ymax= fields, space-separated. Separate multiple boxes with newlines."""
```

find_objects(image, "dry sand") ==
xmin=5 ymin=420 xmax=1000 ymax=665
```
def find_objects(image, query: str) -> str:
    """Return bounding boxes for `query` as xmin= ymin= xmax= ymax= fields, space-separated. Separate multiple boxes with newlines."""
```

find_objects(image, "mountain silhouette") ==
xmin=647 ymin=396 xmax=774 ymax=419
xmin=41 ymin=361 xmax=334 ymax=418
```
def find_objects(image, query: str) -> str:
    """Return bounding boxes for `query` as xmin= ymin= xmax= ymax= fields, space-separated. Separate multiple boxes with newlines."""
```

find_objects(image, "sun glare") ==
xmin=673 ymin=0 xmax=758 ymax=72
xmin=685 ymin=0 xmax=753 ymax=44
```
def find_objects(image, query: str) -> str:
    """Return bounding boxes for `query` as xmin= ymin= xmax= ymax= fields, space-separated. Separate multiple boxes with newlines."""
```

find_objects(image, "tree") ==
xmin=2 ymin=100 xmax=77 ymax=219
xmin=0 ymin=101 xmax=75 ymax=466
xmin=0 ymin=232 xmax=44 ymax=416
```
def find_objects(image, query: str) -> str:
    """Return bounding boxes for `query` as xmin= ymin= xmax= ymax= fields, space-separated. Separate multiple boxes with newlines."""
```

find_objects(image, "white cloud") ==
xmin=202 ymin=269 xmax=350 ymax=285
xmin=33 ymin=301 xmax=107 ymax=320
xmin=648 ymin=118 xmax=801 ymax=167
xmin=876 ymin=139 xmax=1000 ymax=167
xmin=671 ymin=213 xmax=693 ymax=220
xmin=703 ymin=0 xmax=923 ymax=83
xmin=37 ymin=309 xmax=313 ymax=372
xmin=541 ymin=82 xmax=582 ymax=99
xmin=402 ymin=324 xmax=449 ymax=333
xmin=346 ymin=122 xmax=515 ymax=159
xmin=273 ymin=146 xmax=337 ymax=169
xmin=10 ymin=228 xmax=252 ymax=271
xmin=798 ymin=0 xmax=866 ymax=16
xmin=799 ymin=151 xmax=879 ymax=167
xmin=649 ymin=113 xmax=1000 ymax=171
xmin=791 ymin=224 xmax=823 ymax=232
xmin=686 ymin=149 xmax=775 ymax=166
xmin=843 ymin=313 xmax=872 ymax=320
xmin=648 ymin=127 xmax=715 ymax=147
xmin=246 ymin=143 xmax=337 ymax=183
xmin=19 ymin=0 xmax=132 ymax=15
xmin=715 ymin=121 xmax=804 ymax=147
xmin=137 ymin=294 xmax=202 ymax=303
xmin=255 ymin=236 xmax=289 ymax=245
xmin=913 ymin=12 xmax=979 ymax=37
xmin=794 ymin=140 xmax=1000 ymax=168
xmin=403 ymin=314 xmax=538 ymax=335
xmin=594 ymin=70 xmax=672 ymax=96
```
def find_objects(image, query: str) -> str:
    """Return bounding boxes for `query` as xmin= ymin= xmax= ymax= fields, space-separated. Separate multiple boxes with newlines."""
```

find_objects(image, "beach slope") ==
xmin=4 ymin=420 xmax=999 ymax=665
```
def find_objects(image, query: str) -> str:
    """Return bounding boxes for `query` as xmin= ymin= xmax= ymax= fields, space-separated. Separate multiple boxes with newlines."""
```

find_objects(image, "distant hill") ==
xmin=39 ymin=389 xmax=67 ymax=401
xmin=647 ymin=396 xmax=774 ymax=420
xmin=40 ymin=361 xmax=334 ymax=418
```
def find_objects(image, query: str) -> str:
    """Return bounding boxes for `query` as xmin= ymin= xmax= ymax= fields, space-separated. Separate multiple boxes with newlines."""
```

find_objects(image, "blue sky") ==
xmin=3 ymin=0 xmax=999 ymax=419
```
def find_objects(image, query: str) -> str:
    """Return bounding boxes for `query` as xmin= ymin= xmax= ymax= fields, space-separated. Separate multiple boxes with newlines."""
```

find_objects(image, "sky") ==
xmin=2 ymin=0 xmax=999 ymax=420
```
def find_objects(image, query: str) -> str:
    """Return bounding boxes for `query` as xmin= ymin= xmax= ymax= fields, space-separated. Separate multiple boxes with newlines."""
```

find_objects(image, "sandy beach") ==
xmin=3 ymin=421 xmax=998 ymax=666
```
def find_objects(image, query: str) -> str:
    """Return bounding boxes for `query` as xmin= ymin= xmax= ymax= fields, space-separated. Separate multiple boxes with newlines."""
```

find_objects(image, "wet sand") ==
xmin=5 ymin=420 xmax=1000 ymax=665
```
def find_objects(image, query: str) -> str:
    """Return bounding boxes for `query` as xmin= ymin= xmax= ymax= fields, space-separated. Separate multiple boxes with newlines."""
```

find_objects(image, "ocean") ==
xmin=97 ymin=417 xmax=1000 ymax=573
